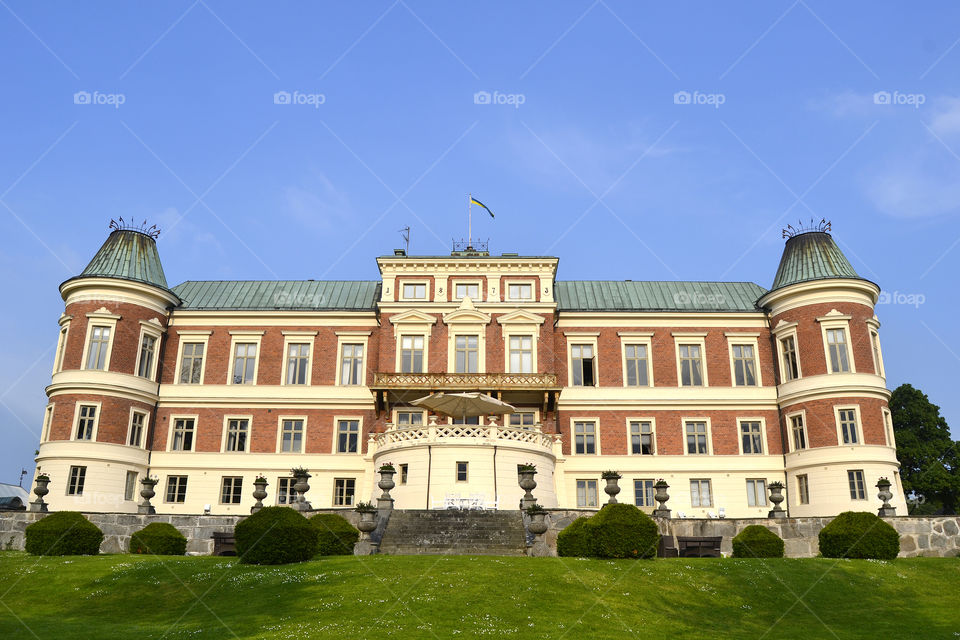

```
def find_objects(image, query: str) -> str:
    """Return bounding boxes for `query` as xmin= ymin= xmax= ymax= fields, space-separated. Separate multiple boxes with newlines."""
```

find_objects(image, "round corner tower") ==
xmin=759 ymin=225 xmax=906 ymax=517
xmin=35 ymin=222 xmax=179 ymax=512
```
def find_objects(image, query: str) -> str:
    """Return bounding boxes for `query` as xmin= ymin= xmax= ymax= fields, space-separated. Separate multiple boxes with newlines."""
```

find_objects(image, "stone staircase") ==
xmin=378 ymin=509 xmax=527 ymax=556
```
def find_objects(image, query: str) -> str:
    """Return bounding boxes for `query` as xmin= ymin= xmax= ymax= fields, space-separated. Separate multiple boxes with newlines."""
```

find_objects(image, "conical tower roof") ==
xmin=77 ymin=227 xmax=169 ymax=289
xmin=770 ymin=231 xmax=860 ymax=291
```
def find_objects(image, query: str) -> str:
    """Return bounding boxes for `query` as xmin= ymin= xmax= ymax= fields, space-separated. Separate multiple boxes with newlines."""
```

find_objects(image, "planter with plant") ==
xmin=251 ymin=476 xmax=269 ymax=513
xmin=290 ymin=468 xmax=312 ymax=511
xmin=377 ymin=465 xmax=396 ymax=509
xmin=138 ymin=476 xmax=158 ymax=515
xmin=876 ymin=477 xmax=896 ymax=516
xmin=518 ymin=464 xmax=538 ymax=509
xmin=601 ymin=471 xmax=622 ymax=504
xmin=653 ymin=480 xmax=670 ymax=517
xmin=767 ymin=480 xmax=786 ymax=518
xmin=31 ymin=473 xmax=50 ymax=512
xmin=355 ymin=502 xmax=377 ymax=537
xmin=525 ymin=503 xmax=548 ymax=536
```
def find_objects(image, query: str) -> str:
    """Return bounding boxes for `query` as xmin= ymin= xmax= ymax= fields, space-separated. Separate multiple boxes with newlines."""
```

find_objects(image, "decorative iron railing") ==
xmin=372 ymin=423 xmax=558 ymax=452
xmin=372 ymin=372 xmax=559 ymax=389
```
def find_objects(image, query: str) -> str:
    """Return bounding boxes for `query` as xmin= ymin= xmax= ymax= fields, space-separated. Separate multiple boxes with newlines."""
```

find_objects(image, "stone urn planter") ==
xmin=652 ymin=480 xmax=671 ymax=518
xmin=527 ymin=511 xmax=548 ymax=536
xmin=876 ymin=478 xmax=896 ymax=517
xmin=31 ymin=475 xmax=50 ymax=512
xmin=251 ymin=477 xmax=268 ymax=513
xmin=767 ymin=481 xmax=786 ymax=519
xmin=356 ymin=509 xmax=377 ymax=539
xmin=291 ymin=468 xmax=312 ymax=511
xmin=138 ymin=476 xmax=157 ymax=515
xmin=601 ymin=471 xmax=622 ymax=504
xmin=518 ymin=466 xmax=538 ymax=509
xmin=377 ymin=466 xmax=396 ymax=510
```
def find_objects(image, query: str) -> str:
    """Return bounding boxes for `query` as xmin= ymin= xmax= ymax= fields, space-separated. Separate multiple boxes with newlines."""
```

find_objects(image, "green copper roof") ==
xmin=770 ymin=232 xmax=860 ymax=291
xmin=555 ymin=281 xmax=766 ymax=312
xmin=79 ymin=229 xmax=169 ymax=289
xmin=172 ymin=280 xmax=381 ymax=311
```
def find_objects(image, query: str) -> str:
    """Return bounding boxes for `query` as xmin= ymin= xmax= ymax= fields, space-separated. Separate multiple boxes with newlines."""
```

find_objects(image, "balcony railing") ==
xmin=372 ymin=371 xmax=560 ymax=390
xmin=371 ymin=420 xmax=560 ymax=454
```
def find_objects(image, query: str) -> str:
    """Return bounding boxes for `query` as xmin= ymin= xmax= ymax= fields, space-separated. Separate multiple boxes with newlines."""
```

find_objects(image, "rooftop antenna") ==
xmin=398 ymin=226 xmax=410 ymax=253
xmin=18 ymin=468 xmax=27 ymax=487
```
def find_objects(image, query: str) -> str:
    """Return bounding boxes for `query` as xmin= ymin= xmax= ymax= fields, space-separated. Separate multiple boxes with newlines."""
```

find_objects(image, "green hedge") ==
xmin=235 ymin=507 xmax=319 ymax=565
xmin=732 ymin=525 xmax=784 ymax=558
xmin=25 ymin=512 xmax=103 ymax=556
xmin=309 ymin=514 xmax=360 ymax=556
xmin=819 ymin=511 xmax=900 ymax=560
xmin=129 ymin=522 xmax=187 ymax=556
xmin=557 ymin=505 xmax=659 ymax=559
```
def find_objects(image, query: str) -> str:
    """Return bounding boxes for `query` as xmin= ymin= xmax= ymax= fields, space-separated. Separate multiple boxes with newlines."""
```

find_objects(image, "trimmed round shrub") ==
xmin=819 ymin=511 xmax=900 ymax=560
xmin=589 ymin=504 xmax=659 ymax=559
xmin=129 ymin=522 xmax=187 ymax=556
xmin=732 ymin=525 xmax=784 ymax=558
xmin=309 ymin=513 xmax=360 ymax=556
xmin=557 ymin=517 xmax=593 ymax=557
xmin=234 ymin=506 xmax=319 ymax=565
xmin=25 ymin=511 xmax=103 ymax=556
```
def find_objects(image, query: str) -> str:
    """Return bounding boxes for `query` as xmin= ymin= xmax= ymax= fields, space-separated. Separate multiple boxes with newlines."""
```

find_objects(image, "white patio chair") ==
xmin=444 ymin=493 xmax=460 ymax=509
xmin=707 ymin=511 xmax=718 ymax=519
xmin=718 ymin=507 xmax=726 ymax=519
xmin=468 ymin=493 xmax=485 ymax=510
xmin=676 ymin=511 xmax=686 ymax=519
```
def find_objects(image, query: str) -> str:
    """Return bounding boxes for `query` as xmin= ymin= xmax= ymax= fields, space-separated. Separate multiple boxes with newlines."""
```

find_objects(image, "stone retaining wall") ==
xmin=540 ymin=510 xmax=960 ymax=558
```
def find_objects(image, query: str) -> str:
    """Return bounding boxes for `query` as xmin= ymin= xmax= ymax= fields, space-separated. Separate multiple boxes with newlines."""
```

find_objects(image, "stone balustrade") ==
xmin=370 ymin=420 xmax=560 ymax=456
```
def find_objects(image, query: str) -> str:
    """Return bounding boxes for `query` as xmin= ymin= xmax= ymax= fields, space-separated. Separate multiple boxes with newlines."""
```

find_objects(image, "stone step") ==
xmin=379 ymin=509 xmax=527 ymax=556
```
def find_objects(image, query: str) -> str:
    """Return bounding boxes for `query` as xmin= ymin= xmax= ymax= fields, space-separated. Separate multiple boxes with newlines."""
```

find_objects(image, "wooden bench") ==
xmin=211 ymin=532 xmax=236 ymax=556
xmin=676 ymin=536 xmax=722 ymax=558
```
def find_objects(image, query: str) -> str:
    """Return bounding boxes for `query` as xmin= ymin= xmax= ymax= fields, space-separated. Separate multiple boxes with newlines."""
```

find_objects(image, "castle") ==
xmin=33 ymin=220 xmax=906 ymax=518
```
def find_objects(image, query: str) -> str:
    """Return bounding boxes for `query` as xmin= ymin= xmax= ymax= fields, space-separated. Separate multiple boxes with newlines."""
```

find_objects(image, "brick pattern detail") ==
xmin=771 ymin=301 xmax=878 ymax=379
xmin=780 ymin=397 xmax=890 ymax=447
xmin=61 ymin=301 xmax=166 ymax=376
xmin=47 ymin=393 xmax=154 ymax=445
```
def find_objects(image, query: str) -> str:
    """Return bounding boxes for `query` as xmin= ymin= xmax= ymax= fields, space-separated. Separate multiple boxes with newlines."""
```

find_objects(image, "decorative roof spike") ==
xmin=109 ymin=218 xmax=161 ymax=239
xmin=783 ymin=218 xmax=831 ymax=239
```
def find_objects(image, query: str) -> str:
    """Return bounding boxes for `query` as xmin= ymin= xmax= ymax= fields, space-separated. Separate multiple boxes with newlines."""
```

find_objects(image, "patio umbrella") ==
xmin=410 ymin=392 xmax=516 ymax=420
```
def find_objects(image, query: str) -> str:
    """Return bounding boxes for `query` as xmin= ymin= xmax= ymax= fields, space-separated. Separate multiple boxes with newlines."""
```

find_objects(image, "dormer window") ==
xmin=454 ymin=283 xmax=480 ymax=300
xmin=507 ymin=283 xmax=532 ymax=300
xmin=402 ymin=282 xmax=427 ymax=299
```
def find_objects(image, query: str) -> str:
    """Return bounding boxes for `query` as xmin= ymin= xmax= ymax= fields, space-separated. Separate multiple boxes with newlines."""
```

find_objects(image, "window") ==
xmin=780 ymin=335 xmax=799 ymax=381
xmin=54 ymin=325 xmax=68 ymax=373
xmin=400 ymin=335 xmax=424 ymax=373
xmin=137 ymin=334 xmax=157 ymax=379
xmin=574 ymin=421 xmax=596 ymax=454
xmin=507 ymin=283 xmax=532 ymax=300
xmin=576 ymin=479 xmax=598 ymax=507
xmin=340 ymin=344 xmax=364 ymax=385
xmin=509 ymin=412 xmax=536 ymax=429
xmin=679 ymin=345 xmax=704 ymax=386
xmin=838 ymin=408 xmax=859 ymax=445
xmin=690 ymin=479 xmax=712 ymax=507
xmin=400 ymin=464 xmax=409 ymax=484
xmin=453 ymin=416 xmax=480 ymax=425
xmin=624 ymin=344 xmax=649 ymax=386
xmin=629 ymin=421 xmax=654 ymax=455
xmin=402 ymin=282 xmax=426 ymax=299
xmin=337 ymin=420 xmax=360 ymax=453
xmin=731 ymin=345 xmax=757 ymax=386
xmin=225 ymin=419 xmax=249 ymax=452
xmin=86 ymin=326 xmax=111 ymax=370
xmin=165 ymin=476 xmax=187 ymax=503
xmin=848 ymin=470 xmax=866 ymax=500
xmin=171 ymin=418 xmax=195 ymax=451
xmin=454 ymin=335 xmax=479 ymax=373
xmin=179 ymin=342 xmax=204 ymax=384
xmin=740 ymin=421 xmax=763 ymax=454
xmin=232 ymin=343 xmax=257 ymax=384
xmin=746 ymin=479 xmax=767 ymax=507
xmin=509 ymin=335 xmax=534 ymax=373
xmin=883 ymin=409 xmax=895 ymax=447
xmin=280 ymin=419 xmax=304 ymax=453
xmin=286 ymin=344 xmax=310 ymax=384
xmin=685 ymin=421 xmax=708 ymax=454
xmin=396 ymin=411 xmax=424 ymax=427
xmin=67 ymin=466 xmax=86 ymax=495
xmin=76 ymin=405 xmax=97 ymax=440
xmin=220 ymin=477 xmax=243 ymax=504
xmin=124 ymin=470 xmax=138 ymax=501
xmin=41 ymin=405 xmax=54 ymax=442
xmin=571 ymin=344 xmax=595 ymax=386
xmin=826 ymin=328 xmax=850 ymax=373
xmin=455 ymin=282 xmax=480 ymax=300
xmin=334 ymin=478 xmax=356 ymax=506
xmin=634 ymin=479 xmax=655 ymax=507
xmin=790 ymin=414 xmax=807 ymax=451
xmin=129 ymin=411 xmax=146 ymax=447
xmin=456 ymin=461 xmax=468 ymax=482
xmin=797 ymin=474 xmax=810 ymax=505
xmin=871 ymin=330 xmax=884 ymax=376
xmin=277 ymin=478 xmax=297 ymax=505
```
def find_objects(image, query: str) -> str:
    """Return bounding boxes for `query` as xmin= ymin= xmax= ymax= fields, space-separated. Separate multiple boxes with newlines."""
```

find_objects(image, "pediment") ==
xmin=389 ymin=310 xmax=438 ymax=326
xmin=496 ymin=309 xmax=546 ymax=326
xmin=443 ymin=308 xmax=491 ymax=325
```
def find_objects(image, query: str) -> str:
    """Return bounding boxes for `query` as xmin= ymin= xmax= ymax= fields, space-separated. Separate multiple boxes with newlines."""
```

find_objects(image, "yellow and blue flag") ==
xmin=470 ymin=196 xmax=494 ymax=218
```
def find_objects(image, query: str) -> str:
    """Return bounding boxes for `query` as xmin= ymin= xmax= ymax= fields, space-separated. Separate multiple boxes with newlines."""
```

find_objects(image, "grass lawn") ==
xmin=0 ymin=552 xmax=957 ymax=639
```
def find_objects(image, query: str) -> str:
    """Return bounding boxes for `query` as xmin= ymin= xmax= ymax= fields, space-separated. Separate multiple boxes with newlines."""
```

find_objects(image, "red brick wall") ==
xmin=780 ymin=397 xmax=889 ymax=447
xmin=61 ymin=301 xmax=167 ymax=375
xmin=47 ymin=393 xmax=154 ymax=445
xmin=771 ymin=301 xmax=877 ymax=378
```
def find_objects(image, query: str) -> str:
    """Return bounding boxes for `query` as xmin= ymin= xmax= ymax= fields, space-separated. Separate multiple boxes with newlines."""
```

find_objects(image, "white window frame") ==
xmin=41 ymin=404 xmax=55 ymax=442
xmin=276 ymin=416 xmax=308 ymax=454
xmin=455 ymin=461 xmax=469 ymax=482
xmin=452 ymin=280 xmax=483 ymax=302
xmin=52 ymin=317 xmax=71 ymax=374
xmin=633 ymin=478 xmax=656 ymax=507
xmin=281 ymin=331 xmax=317 ymax=386
xmin=746 ymin=478 xmax=768 ymax=507
xmin=127 ymin=407 xmax=150 ymax=448
xmin=773 ymin=322 xmax=802 ymax=382
xmin=737 ymin=417 xmax=768 ymax=455
xmin=834 ymin=404 xmax=863 ymax=446
xmin=797 ymin=474 xmax=810 ymax=504
xmin=725 ymin=333 xmax=762 ymax=387
xmin=506 ymin=334 xmax=536 ymax=374
xmin=335 ymin=331 xmax=371 ymax=386
xmin=449 ymin=331 xmax=484 ymax=374
xmin=393 ymin=409 xmax=426 ymax=427
xmin=397 ymin=334 xmax=428 ymax=374
xmin=220 ymin=476 xmax=244 ymax=505
xmin=81 ymin=310 xmax=120 ymax=371
xmin=848 ymin=469 xmax=867 ymax=500
xmin=626 ymin=417 xmax=656 ymax=455
xmin=504 ymin=279 xmax=535 ymax=302
xmin=576 ymin=479 xmax=599 ymax=508
xmin=66 ymin=465 xmax=87 ymax=496
xmin=506 ymin=410 xmax=539 ymax=429
xmin=72 ymin=401 xmax=101 ymax=442
xmin=565 ymin=333 xmax=599 ymax=387
xmin=164 ymin=475 xmax=188 ymax=503
xmin=817 ymin=313 xmax=855 ymax=374
xmin=124 ymin=470 xmax=138 ymax=501
xmin=882 ymin=407 xmax=896 ymax=447
xmin=221 ymin=415 xmax=252 ymax=453
xmin=690 ymin=478 xmax=713 ymax=507
xmin=619 ymin=333 xmax=654 ymax=387
xmin=333 ymin=415 xmax=363 ymax=454
xmin=134 ymin=320 xmax=164 ymax=381
xmin=682 ymin=417 xmax=712 ymax=455
xmin=867 ymin=318 xmax=884 ymax=377
xmin=673 ymin=332 xmax=708 ymax=387
xmin=228 ymin=331 xmax=264 ymax=385
xmin=786 ymin=409 xmax=808 ymax=452
xmin=167 ymin=414 xmax=198 ymax=452
xmin=173 ymin=330 xmax=212 ymax=385
xmin=571 ymin=417 xmax=600 ymax=455
xmin=333 ymin=478 xmax=357 ymax=506
xmin=400 ymin=280 xmax=429 ymax=301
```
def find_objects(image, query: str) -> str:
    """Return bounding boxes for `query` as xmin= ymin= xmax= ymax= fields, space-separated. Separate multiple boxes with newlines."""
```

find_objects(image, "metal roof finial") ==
xmin=109 ymin=218 xmax=161 ymax=239
xmin=783 ymin=218 xmax=831 ymax=239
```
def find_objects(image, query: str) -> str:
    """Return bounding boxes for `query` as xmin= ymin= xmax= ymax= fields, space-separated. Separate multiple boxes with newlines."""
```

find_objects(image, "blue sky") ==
xmin=2 ymin=1 xmax=959 ymax=483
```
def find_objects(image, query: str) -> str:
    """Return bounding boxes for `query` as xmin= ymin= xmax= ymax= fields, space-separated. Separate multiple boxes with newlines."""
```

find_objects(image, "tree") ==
xmin=890 ymin=383 xmax=960 ymax=515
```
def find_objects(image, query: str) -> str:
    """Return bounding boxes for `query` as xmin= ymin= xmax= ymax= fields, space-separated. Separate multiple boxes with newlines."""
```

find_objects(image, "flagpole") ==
xmin=468 ymin=193 xmax=472 ymax=249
